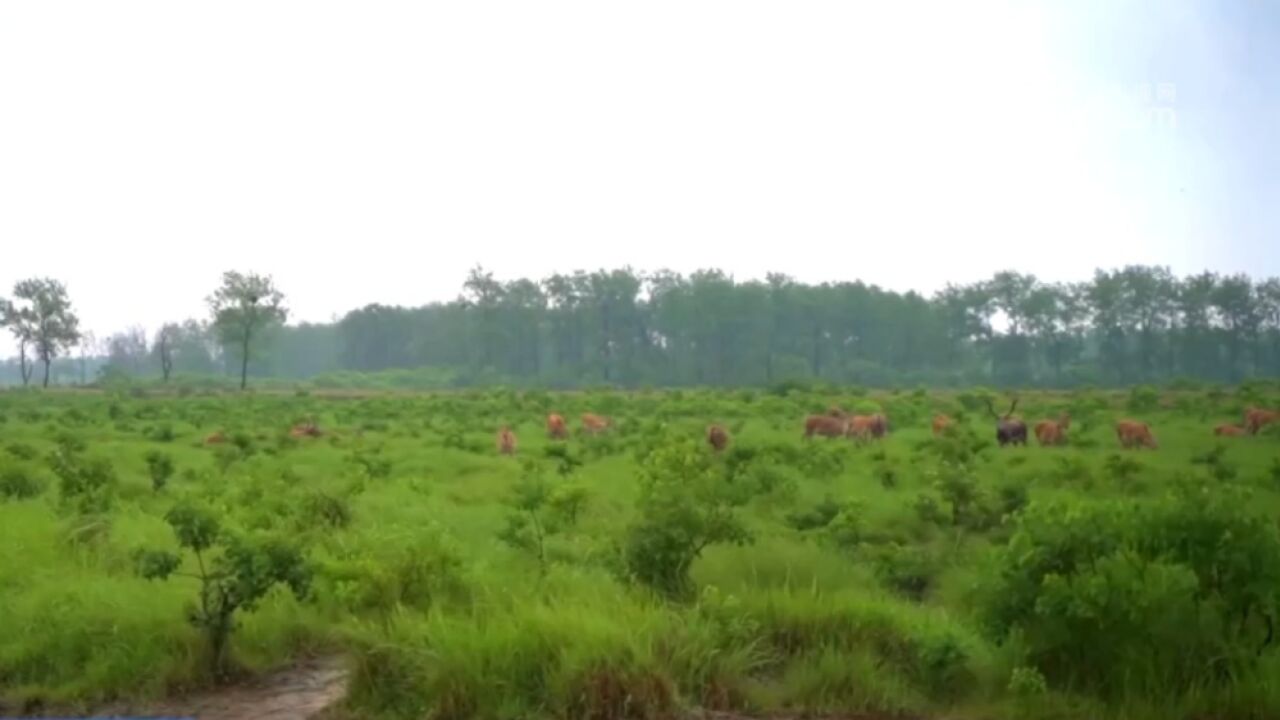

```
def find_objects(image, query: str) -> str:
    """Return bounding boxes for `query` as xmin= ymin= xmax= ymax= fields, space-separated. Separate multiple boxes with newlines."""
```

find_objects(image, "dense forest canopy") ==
xmin=4 ymin=265 xmax=1280 ymax=389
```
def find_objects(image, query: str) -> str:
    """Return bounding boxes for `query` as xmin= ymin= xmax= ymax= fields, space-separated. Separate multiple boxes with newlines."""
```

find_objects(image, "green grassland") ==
xmin=2 ymin=384 xmax=1280 ymax=719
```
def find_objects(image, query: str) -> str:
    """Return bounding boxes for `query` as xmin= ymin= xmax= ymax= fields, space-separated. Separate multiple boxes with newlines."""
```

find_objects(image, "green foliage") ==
xmin=785 ymin=495 xmax=844 ymax=531
xmin=301 ymin=490 xmax=353 ymax=530
xmin=135 ymin=501 xmax=311 ymax=678
xmin=321 ymin=526 xmax=468 ymax=615
xmin=144 ymin=450 xmax=175 ymax=492
xmin=933 ymin=465 xmax=980 ymax=527
xmin=1191 ymin=443 xmax=1238 ymax=482
xmin=208 ymin=270 xmax=288 ymax=390
xmin=912 ymin=492 xmax=947 ymax=526
xmin=3 ymin=387 xmax=1280 ymax=718
xmin=348 ymin=445 xmax=392 ymax=479
xmin=1127 ymin=385 xmax=1160 ymax=412
xmin=48 ymin=448 xmax=117 ymax=514
xmin=825 ymin=500 xmax=866 ymax=551
xmin=1 ymin=277 xmax=81 ymax=387
xmin=1103 ymin=453 xmax=1142 ymax=483
xmin=497 ymin=460 xmax=592 ymax=574
xmin=982 ymin=487 xmax=1280 ymax=696
xmin=996 ymin=479 xmax=1029 ymax=516
xmin=1007 ymin=666 xmax=1048 ymax=697
xmin=0 ymin=466 xmax=44 ymax=500
xmin=871 ymin=543 xmax=938 ymax=601
xmin=548 ymin=481 xmax=590 ymax=526
xmin=5 ymin=441 xmax=38 ymax=461
xmin=146 ymin=422 xmax=177 ymax=443
xmin=624 ymin=438 xmax=753 ymax=599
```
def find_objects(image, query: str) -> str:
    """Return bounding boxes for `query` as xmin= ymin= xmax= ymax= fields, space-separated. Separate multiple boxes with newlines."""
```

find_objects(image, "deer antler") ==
xmin=984 ymin=398 xmax=1000 ymax=421
xmin=1006 ymin=398 xmax=1019 ymax=419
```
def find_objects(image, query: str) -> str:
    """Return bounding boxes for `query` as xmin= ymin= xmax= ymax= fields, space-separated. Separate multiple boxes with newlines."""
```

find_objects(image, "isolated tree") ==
xmin=106 ymin=327 xmax=149 ymax=377
xmin=0 ymin=298 xmax=35 ymax=386
xmin=76 ymin=331 xmax=97 ymax=386
xmin=3 ymin=279 xmax=81 ymax=387
xmin=154 ymin=323 xmax=178 ymax=382
xmin=208 ymin=271 xmax=287 ymax=390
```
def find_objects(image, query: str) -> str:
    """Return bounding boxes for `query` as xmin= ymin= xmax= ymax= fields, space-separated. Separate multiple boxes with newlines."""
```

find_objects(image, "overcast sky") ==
xmin=2 ymin=1 xmax=1278 ymax=356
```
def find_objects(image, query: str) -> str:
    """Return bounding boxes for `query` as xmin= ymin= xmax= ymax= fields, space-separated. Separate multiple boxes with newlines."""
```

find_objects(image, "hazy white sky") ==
xmin=2 ymin=1 xmax=1277 ymax=355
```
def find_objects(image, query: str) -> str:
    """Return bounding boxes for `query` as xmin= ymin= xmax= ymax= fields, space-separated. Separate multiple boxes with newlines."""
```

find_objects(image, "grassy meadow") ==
xmin=1 ymin=383 xmax=1280 ymax=719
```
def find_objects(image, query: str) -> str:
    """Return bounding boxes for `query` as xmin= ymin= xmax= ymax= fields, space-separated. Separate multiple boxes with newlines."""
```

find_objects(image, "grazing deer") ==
xmin=581 ymin=413 xmax=611 ymax=435
xmin=289 ymin=418 xmax=322 ymax=439
xmin=804 ymin=414 xmax=848 ymax=439
xmin=1214 ymin=423 xmax=1246 ymax=437
xmin=1116 ymin=420 xmax=1158 ymax=449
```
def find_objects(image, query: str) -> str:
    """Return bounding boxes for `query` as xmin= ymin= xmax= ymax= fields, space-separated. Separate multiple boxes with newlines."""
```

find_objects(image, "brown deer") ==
xmin=804 ymin=414 xmax=848 ymax=439
xmin=289 ymin=418 xmax=322 ymax=439
xmin=1214 ymin=423 xmax=1247 ymax=437
xmin=1245 ymin=407 xmax=1278 ymax=435
xmin=707 ymin=424 xmax=730 ymax=452
xmin=1116 ymin=420 xmax=1158 ymax=449
xmin=931 ymin=414 xmax=953 ymax=436
xmin=546 ymin=413 xmax=568 ymax=440
xmin=497 ymin=426 xmax=518 ymax=455
xmin=1034 ymin=413 xmax=1070 ymax=446
xmin=581 ymin=413 xmax=611 ymax=435
xmin=847 ymin=413 xmax=889 ymax=441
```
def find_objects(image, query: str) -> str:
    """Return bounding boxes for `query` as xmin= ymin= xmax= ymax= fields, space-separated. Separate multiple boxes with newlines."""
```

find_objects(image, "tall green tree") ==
xmin=1024 ymin=283 xmax=1082 ymax=384
xmin=462 ymin=266 xmax=506 ymax=372
xmin=0 ymin=298 xmax=35 ymax=386
xmin=208 ymin=271 xmax=287 ymax=390
xmin=1258 ymin=278 xmax=1280 ymax=376
xmin=1118 ymin=265 xmax=1177 ymax=381
xmin=2 ymin=278 xmax=81 ymax=387
xmin=1212 ymin=274 xmax=1260 ymax=381
xmin=1175 ymin=272 xmax=1218 ymax=379
xmin=154 ymin=324 xmax=176 ymax=382
xmin=105 ymin=327 xmax=149 ymax=377
xmin=1086 ymin=269 xmax=1131 ymax=383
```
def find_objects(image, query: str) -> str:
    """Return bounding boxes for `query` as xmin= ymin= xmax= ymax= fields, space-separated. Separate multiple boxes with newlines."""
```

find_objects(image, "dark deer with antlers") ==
xmin=986 ymin=398 xmax=1028 ymax=447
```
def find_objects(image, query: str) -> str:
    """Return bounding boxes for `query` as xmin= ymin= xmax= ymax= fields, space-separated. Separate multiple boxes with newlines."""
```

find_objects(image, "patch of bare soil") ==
xmin=87 ymin=656 xmax=347 ymax=720
xmin=701 ymin=707 xmax=921 ymax=712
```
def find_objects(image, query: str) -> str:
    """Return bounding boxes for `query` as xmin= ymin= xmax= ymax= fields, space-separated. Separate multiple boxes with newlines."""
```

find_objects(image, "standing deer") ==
xmin=707 ymin=424 xmax=730 ymax=452
xmin=1245 ymin=407 xmax=1278 ymax=435
xmin=804 ymin=414 xmax=848 ymax=439
xmin=931 ymin=414 xmax=953 ymax=436
xmin=986 ymin=398 xmax=1028 ymax=447
xmin=546 ymin=413 xmax=568 ymax=439
xmin=1034 ymin=413 xmax=1070 ymax=446
xmin=497 ymin=426 xmax=518 ymax=455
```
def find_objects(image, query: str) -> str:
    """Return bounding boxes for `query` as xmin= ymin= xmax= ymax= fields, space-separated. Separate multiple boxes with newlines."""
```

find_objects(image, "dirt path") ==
xmin=90 ymin=656 xmax=348 ymax=720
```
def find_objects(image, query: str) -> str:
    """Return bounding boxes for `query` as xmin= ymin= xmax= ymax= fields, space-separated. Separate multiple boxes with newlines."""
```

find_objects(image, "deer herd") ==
xmin=490 ymin=402 xmax=1278 ymax=456
xmin=202 ymin=401 xmax=1277 ymax=456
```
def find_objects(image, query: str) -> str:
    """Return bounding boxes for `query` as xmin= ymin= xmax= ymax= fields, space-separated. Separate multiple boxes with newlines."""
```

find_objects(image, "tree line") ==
xmin=4 ymin=265 xmax=1280 ymax=389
